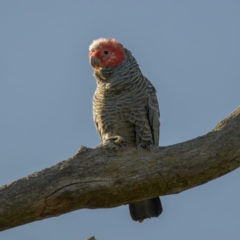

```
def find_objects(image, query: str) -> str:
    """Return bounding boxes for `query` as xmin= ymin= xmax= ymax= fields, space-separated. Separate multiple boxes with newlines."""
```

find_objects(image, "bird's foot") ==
xmin=106 ymin=136 xmax=126 ymax=146
xmin=95 ymin=136 xmax=126 ymax=149
xmin=99 ymin=136 xmax=126 ymax=150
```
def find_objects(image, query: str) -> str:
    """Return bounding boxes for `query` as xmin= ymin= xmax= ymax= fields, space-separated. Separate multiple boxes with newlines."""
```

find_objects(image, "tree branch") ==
xmin=1 ymin=106 xmax=240 ymax=231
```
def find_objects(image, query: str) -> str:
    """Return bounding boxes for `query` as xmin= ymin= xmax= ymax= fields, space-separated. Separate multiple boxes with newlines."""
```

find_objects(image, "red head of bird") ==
xmin=89 ymin=38 xmax=125 ymax=70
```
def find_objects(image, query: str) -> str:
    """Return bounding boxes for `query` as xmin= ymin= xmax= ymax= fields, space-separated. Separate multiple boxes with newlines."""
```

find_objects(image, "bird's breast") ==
xmin=93 ymin=89 xmax=138 ymax=145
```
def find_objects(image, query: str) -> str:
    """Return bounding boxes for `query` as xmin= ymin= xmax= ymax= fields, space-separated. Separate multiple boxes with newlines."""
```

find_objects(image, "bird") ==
xmin=88 ymin=38 xmax=162 ymax=222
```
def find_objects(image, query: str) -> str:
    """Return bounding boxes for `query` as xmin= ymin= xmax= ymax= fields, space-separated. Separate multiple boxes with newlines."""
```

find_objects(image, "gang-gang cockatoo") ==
xmin=88 ymin=38 xmax=162 ymax=222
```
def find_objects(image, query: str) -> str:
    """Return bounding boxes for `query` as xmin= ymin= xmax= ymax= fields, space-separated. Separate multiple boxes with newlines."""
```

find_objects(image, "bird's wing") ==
xmin=145 ymin=77 xmax=160 ymax=146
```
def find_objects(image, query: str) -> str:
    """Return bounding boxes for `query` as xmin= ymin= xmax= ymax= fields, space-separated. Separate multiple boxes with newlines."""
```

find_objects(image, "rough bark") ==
xmin=0 ymin=106 xmax=240 ymax=231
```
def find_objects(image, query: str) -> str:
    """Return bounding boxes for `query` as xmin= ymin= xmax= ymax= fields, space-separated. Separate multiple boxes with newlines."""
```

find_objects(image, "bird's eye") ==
xmin=104 ymin=50 xmax=109 ymax=55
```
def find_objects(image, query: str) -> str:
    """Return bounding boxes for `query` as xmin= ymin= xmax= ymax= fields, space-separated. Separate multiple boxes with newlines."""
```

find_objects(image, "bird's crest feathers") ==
xmin=89 ymin=38 xmax=122 ymax=51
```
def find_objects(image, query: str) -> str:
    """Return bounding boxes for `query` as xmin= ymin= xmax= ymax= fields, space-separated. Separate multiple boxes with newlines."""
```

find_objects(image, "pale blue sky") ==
xmin=1 ymin=1 xmax=240 ymax=239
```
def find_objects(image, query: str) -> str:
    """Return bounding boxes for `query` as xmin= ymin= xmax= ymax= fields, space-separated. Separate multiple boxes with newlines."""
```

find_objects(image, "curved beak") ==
xmin=90 ymin=55 xmax=101 ymax=69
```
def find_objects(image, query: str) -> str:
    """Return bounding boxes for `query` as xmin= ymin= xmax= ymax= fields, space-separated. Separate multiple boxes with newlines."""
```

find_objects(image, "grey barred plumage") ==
xmin=89 ymin=38 xmax=162 ymax=222
xmin=93 ymin=49 xmax=160 ymax=147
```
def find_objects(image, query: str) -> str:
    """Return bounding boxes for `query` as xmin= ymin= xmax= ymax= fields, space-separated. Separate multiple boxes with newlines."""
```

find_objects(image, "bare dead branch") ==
xmin=0 ymin=106 xmax=240 ymax=231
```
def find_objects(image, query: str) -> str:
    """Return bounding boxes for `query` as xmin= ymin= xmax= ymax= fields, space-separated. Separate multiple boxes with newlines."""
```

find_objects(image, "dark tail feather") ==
xmin=129 ymin=197 xmax=162 ymax=222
